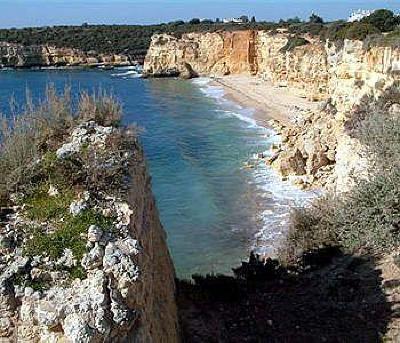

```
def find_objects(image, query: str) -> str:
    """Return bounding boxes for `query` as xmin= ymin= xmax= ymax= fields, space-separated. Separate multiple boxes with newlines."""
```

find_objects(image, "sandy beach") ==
xmin=212 ymin=75 xmax=321 ymax=127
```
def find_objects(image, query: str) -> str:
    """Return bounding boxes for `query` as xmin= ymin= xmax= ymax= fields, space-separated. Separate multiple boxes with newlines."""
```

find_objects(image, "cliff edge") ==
xmin=0 ymin=94 xmax=179 ymax=342
xmin=0 ymin=42 xmax=130 ymax=68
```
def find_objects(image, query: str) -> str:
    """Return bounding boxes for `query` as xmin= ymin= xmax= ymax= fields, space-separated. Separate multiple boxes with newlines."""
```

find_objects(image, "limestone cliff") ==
xmin=144 ymin=31 xmax=400 ymax=191
xmin=0 ymin=42 xmax=130 ymax=68
xmin=0 ymin=121 xmax=179 ymax=342
xmin=144 ymin=31 xmax=258 ymax=77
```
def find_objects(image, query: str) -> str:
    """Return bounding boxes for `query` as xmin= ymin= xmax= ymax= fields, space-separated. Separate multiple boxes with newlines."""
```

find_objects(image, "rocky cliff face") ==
xmin=0 ymin=42 xmax=130 ymax=68
xmin=144 ymin=31 xmax=258 ymax=77
xmin=264 ymin=37 xmax=400 ymax=191
xmin=0 ymin=122 xmax=179 ymax=342
xmin=144 ymin=31 xmax=400 ymax=192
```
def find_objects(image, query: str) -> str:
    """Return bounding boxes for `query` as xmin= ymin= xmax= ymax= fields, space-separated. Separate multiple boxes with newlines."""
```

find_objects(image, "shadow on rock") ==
xmin=177 ymin=249 xmax=391 ymax=343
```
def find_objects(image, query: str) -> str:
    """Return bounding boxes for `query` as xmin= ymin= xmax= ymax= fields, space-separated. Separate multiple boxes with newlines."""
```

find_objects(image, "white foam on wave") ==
xmin=194 ymin=78 xmax=225 ymax=100
xmin=192 ymin=78 xmax=264 ymax=129
xmin=249 ymin=134 xmax=318 ymax=255
xmin=114 ymin=66 xmax=139 ymax=71
xmin=192 ymin=76 xmax=319 ymax=257
xmin=111 ymin=70 xmax=141 ymax=78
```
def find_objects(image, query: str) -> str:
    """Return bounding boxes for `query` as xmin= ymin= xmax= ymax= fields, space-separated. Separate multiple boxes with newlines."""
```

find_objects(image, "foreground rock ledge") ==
xmin=0 ymin=121 xmax=179 ymax=342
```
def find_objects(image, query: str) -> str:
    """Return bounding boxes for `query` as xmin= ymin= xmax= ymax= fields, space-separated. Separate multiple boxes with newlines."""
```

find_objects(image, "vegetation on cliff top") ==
xmin=0 ymin=87 xmax=132 ymax=285
xmin=0 ymin=9 xmax=397 ymax=58
xmin=0 ymin=22 xmax=277 ymax=59
xmin=284 ymin=9 xmax=400 ymax=43
xmin=0 ymin=87 xmax=122 ymax=204
xmin=279 ymin=37 xmax=310 ymax=52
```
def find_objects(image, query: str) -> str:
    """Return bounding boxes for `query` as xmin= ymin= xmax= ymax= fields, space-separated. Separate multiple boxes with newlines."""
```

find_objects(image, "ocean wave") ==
xmin=114 ymin=66 xmax=139 ymax=71
xmin=250 ymin=160 xmax=317 ymax=255
xmin=192 ymin=78 xmax=266 ymax=130
xmin=192 ymin=75 xmax=318 ymax=256
xmin=111 ymin=70 xmax=141 ymax=78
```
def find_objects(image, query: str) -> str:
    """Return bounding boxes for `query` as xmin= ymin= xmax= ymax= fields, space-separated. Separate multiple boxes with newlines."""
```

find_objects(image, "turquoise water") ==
xmin=0 ymin=69 xmax=314 ymax=277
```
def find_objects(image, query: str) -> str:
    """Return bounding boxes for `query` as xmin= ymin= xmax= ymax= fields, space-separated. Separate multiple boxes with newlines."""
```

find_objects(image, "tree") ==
xmin=201 ymin=19 xmax=214 ymax=24
xmin=344 ymin=22 xmax=380 ymax=40
xmin=169 ymin=20 xmax=185 ymax=26
xmin=251 ymin=16 xmax=256 ymax=23
xmin=189 ymin=18 xmax=201 ymax=25
xmin=287 ymin=16 xmax=302 ymax=24
xmin=361 ymin=9 xmax=399 ymax=32
xmin=309 ymin=13 xmax=324 ymax=24
xmin=240 ymin=15 xmax=249 ymax=23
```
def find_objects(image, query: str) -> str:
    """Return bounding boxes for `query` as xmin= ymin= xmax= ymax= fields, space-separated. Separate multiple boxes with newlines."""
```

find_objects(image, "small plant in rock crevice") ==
xmin=24 ymin=208 xmax=114 ymax=261
xmin=23 ymin=183 xmax=75 ymax=221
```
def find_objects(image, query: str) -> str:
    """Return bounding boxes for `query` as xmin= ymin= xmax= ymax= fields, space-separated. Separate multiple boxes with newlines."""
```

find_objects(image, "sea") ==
xmin=0 ymin=68 xmax=316 ymax=277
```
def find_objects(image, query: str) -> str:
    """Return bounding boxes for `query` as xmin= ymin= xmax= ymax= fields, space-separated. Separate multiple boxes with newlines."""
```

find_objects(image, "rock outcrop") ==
xmin=0 ymin=42 xmax=130 ymax=68
xmin=143 ymin=31 xmax=258 ymax=78
xmin=0 ymin=121 xmax=179 ymax=342
xmin=144 ymin=31 xmax=400 ymax=191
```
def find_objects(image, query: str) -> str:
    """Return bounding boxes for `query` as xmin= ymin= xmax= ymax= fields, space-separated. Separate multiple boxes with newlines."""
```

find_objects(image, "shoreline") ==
xmin=211 ymin=74 xmax=321 ymax=129
xmin=193 ymin=76 xmax=318 ymax=258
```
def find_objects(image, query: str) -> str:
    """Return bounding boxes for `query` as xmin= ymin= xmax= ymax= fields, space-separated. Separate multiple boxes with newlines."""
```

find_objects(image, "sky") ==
xmin=0 ymin=0 xmax=399 ymax=28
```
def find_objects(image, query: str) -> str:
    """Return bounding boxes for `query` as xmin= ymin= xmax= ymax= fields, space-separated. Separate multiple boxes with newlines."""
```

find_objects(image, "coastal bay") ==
xmin=1 ymin=5 xmax=400 ymax=341
xmin=0 ymin=69 xmax=313 ymax=277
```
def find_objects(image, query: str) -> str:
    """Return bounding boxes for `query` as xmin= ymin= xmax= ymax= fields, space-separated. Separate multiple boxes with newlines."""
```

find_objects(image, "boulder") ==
xmin=179 ymin=63 xmax=198 ymax=79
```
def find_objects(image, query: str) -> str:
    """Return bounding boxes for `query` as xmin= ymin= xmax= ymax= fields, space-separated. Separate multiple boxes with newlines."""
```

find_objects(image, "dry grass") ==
xmin=0 ymin=86 xmax=122 ymax=204
xmin=78 ymin=90 xmax=122 ymax=127
xmin=0 ymin=86 xmax=74 ymax=202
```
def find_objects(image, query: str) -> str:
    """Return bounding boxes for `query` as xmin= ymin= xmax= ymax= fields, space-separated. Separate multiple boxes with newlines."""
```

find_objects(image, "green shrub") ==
xmin=320 ymin=21 xmax=348 ymax=41
xmin=23 ymin=184 xmax=74 ymax=221
xmin=363 ymin=29 xmax=400 ymax=49
xmin=68 ymin=265 xmax=87 ymax=280
xmin=289 ymin=23 xmax=324 ymax=36
xmin=309 ymin=14 xmax=324 ymax=24
xmin=282 ymin=95 xmax=400 ymax=264
xmin=280 ymin=197 xmax=339 ymax=264
xmin=14 ymin=272 xmax=50 ymax=291
xmin=322 ymin=22 xmax=380 ymax=41
xmin=280 ymin=37 xmax=310 ymax=52
xmin=361 ymin=9 xmax=400 ymax=33
xmin=342 ymin=22 xmax=380 ymax=41
xmin=24 ymin=209 xmax=114 ymax=260
xmin=284 ymin=168 xmax=400 ymax=263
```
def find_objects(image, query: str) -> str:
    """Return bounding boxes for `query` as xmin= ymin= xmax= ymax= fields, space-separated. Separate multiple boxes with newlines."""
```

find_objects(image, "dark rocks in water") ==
xmin=179 ymin=63 xmax=198 ymax=79
xmin=142 ymin=63 xmax=198 ymax=79
xmin=142 ymin=68 xmax=180 ymax=78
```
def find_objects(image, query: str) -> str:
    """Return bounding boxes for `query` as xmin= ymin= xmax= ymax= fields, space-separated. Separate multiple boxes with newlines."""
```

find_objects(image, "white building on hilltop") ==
xmin=223 ymin=16 xmax=248 ymax=24
xmin=348 ymin=9 xmax=373 ymax=22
